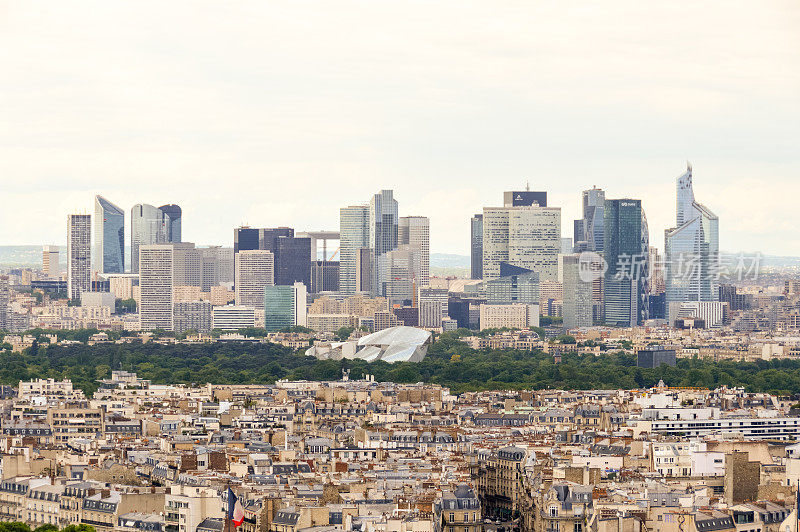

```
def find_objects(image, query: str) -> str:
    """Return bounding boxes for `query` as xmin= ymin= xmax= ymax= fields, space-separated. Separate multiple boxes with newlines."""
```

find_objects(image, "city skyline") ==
xmin=1 ymin=2 xmax=798 ymax=256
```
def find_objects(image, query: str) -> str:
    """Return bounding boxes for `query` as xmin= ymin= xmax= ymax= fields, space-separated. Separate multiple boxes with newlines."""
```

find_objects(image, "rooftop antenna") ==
xmin=525 ymin=181 xmax=530 ymax=192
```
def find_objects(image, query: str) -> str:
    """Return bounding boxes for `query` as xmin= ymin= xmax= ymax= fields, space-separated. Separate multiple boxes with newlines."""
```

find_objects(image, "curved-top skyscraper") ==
xmin=94 ymin=195 xmax=125 ymax=274
xmin=159 ymin=204 xmax=182 ymax=243
xmin=664 ymin=164 xmax=719 ymax=323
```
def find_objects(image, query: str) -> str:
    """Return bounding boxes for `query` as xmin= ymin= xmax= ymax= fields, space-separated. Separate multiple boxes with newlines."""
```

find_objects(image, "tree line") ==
xmin=1 ymin=331 xmax=800 ymax=396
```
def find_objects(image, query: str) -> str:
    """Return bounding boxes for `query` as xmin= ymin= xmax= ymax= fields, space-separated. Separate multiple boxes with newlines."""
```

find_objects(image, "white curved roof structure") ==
xmin=306 ymin=326 xmax=432 ymax=363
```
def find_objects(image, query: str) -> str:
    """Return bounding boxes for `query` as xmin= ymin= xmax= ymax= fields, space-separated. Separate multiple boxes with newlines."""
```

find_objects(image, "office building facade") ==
xmin=573 ymin=187 xmax=605 ymax=253
xmin=664 ymin=165 xmax=720 ymax=325
xmin=561 ymin=254 xmax=593 ymax=330
xmin=159 ymin=204 xmax=182 ymax=243
xmin=603 ymin=199 xmax=649 ymax=326
xmin=482 ymin=204 xmax=561 ymax=282
xmin=310 ymin=260 xmax=339 ymax=293
xmin=67 ymin=214 xmax=92 ymax=300
xmin=212 ymin=305 xmax=256 ymax=331
xmin=139 ymin=244 xmax=175 ymax=331
xmin=201 ymin=246 xmax=234 ymax=291
xmin=399 ymin=216 xmax=430 ymax=289
xmin=131 ymin=203 xmax=181 ymax=274
xmin=339 ymin=205 xmax=370 ymax=294
xmin=470 ymin=214 xmax=483 ymax=280
xmin=174 ymin=301 xmax=212 ymax=334
xmin=370 ymin=190 xmax=399 ymax=297
xmin=42 ymin=246 xmax=61 ymax=278
xmin=93 ymin=195 xmax=125 ymax=274
xmin=264 ymin=282 xmax=307 ymax=332
xmin=235 ymin=250 xmax=275 ymax=308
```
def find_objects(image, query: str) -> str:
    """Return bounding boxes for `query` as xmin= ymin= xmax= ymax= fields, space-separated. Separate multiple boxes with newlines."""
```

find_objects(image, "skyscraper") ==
xmin=561 ymin=254 xmax=593 ymax=330
xmin=379 ymin=245 xmax=420 ymax=304
xmin=399 ymin=216 xmax=430 ymax=289
xmin=370 ymin=190 xmax=399 ymax=297
xmin=339 ymin=205 xmax=370 ymax=294
xmin=201 ymin=246 xmax=234 ymax=291
xmin=0 ymin=275 xmax=9 ymax=331
xmin=139 ymin=244 xmax=175 ymax=331
xmin=159 ymin=204 xmax=182 ymax=243
xmin=67 ymin=214 xmax=92 ymax=300
xmin=573 ymin=187 xmax=605 ymax=252
xmin=42 ymin=246 xmax=61 ymax=278
xmin=470 ymin=214 xmax=483 ymax=280
xmin=131 ymin=204 xmax=165 ymax=274
xmin=603 ymin=199 xmax=649 ymax=327
xmin=235 ymin=250 xmax=275 ymax=308
xmin=664 ymin=165 xmax=719 ymax=324
xmin=93 ymin=195 xmax=124 ymax=274
xmin=482 ymin=201 xmax=561 ymax=282
xmin=273 ymin=234 xmax=311 ymax=287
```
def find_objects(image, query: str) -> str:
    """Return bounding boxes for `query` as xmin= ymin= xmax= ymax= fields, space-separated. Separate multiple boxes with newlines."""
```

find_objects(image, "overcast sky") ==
xmin=1 ymin=1 xmax=798 ymax=256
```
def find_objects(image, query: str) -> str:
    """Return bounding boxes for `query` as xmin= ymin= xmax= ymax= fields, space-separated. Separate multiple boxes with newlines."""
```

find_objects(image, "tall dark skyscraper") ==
xmin=159 ymin=204 xmax=182 ymax=243
xmin=604 ymin=199 xmax=649 ymax=327
xmin=470 ymin=214 xmax=483 ymax=280
xmin=274 ymin=234 xmax=311 ymax=287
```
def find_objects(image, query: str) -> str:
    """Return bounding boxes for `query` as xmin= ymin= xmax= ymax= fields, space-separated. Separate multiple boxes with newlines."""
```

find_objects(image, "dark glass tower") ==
xmin=158 ymin=204 xmax=182 ymax=243
xmin=604 ymin=199 xmax=649 ymax=326
xmin=234 ymin=227 xmax=260 ymax=253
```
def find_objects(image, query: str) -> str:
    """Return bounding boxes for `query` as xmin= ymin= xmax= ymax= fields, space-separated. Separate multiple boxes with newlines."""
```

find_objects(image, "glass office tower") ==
xmin=604 ymin=199 xmax=649 ymax=326
xmin=131 ymin=204 xmax=165 ymax=274
xmin=664 ymin=165 xmax=719 ymax=323
xmin=94 ymin=195 xmax=125 ymax=274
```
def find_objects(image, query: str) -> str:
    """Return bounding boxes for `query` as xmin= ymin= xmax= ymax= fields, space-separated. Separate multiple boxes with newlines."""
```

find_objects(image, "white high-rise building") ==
xmin=339 ymin=205 xmax=370 ymax=294
xmin=665 ymin=164 xmax=719 ymax=325
xmin=212 ymin=305 xmax=257 ymax=331
xmin=399 ymin=216 xmax=430 ymax=289
xmin=482 ymin=205 xmax=561 ymax=281
xmin=139 ymin=244 xmax=175 ymax=331
xmin=235 ymin=250 xmax=274 ymax=308
xmin=67 ymin=214 xmax=92 ymax=300
xmin=42 ymin=246 xmax=61 ymax=278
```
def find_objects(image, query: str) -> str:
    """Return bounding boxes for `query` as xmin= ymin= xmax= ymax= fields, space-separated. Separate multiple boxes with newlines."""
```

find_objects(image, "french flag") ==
xmin=227 ymin=488 xmax=245 ymax=528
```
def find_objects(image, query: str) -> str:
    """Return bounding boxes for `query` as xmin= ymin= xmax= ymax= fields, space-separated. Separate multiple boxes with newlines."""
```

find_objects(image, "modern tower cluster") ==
xmin=339 ymin=190 xmax=431 ymax=304
xmin=54 ymin=165 xmax=719 ymax=334
xmin=469 ymin=165 xmax=720 ymax=330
